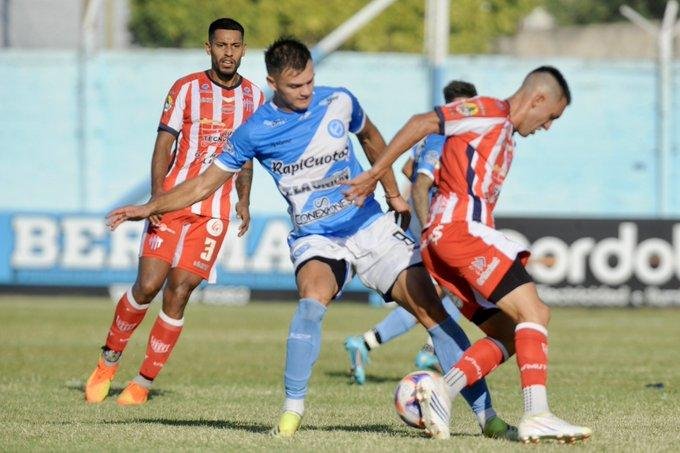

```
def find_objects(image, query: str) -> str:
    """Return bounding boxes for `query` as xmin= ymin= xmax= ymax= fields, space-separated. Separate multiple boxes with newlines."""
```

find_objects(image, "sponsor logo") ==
xmin=319 ymin=94 xmax=338 ymax=106
xmin=424 ymin=150 xmax=439 ymax=166
xmin=149 ymin=336 xmax=171 ymax=354
xmin=520 ymin=363 xmax=548 ymax=372
xmin=201 ymin=131 xmax=229 ymax=146
xmin=327 ymin=119 xmax=345 ymax=138
xmin=289 ymin=332 xmax=311 ymax=340
xmin=263 ymin=119 xmax=286 ymax=128
xmin=469 ymin=256 xmax=500 ymax=286
xmin=207 ymin=219 xmax=224 ymax=237
xmin=193 ymin=260 xmax=209 ymax=270
xmin=455 ymin=102 xmax=479 ymax=117
xmin=462 ymin=356 xmax=483 ymax=379
xmin=115 ymin=316 xmax=136 ymax=332
xmin=280 ymin=168 xmax=350 ymax=197
xmin=292 ymin=243 xmax=311 ymax=259
xmin=163 ymin=95 xmax=173 ymax=112
xmin=147 ymin=234 xmax=163 ymax=251
xmin=201 ymin=97 xmax=213 ymax=103
xmin=271 ymin=148 xmax=349 ymax=176
xmin=294 ymin=198 xmax=351 ymax=225
xmin=222 ymin=96 xmax=235 ymax=102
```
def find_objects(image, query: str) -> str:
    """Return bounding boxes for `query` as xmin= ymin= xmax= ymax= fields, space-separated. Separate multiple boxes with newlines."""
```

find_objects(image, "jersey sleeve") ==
xmin=415 ymin=135 xmax=444 ymax=180
xmin=339 ymin=87 xmax=366 ymax=134
xmin=158 ymin=79 xmax=188 ymax=136
xmin=215 ymin=124 xmax=256 ymax=173
xmin=435 ymin=97 xmax=509 ymax=137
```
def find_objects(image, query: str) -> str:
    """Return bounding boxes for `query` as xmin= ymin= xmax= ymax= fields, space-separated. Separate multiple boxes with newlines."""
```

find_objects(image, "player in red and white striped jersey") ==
xmin=85 ymin=18 xmax=264 ymax=406
xmin=346 ymin=67 xmax=592 ymax=443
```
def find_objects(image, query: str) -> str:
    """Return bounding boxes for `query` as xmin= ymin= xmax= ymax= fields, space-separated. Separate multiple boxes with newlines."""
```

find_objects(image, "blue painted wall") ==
xmin=1 ymin=50 xmax=678 ymax=217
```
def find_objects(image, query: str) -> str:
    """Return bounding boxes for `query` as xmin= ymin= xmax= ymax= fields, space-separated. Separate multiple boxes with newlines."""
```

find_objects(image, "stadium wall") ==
xmin=0 ymin=50 xmax=678 ymax=217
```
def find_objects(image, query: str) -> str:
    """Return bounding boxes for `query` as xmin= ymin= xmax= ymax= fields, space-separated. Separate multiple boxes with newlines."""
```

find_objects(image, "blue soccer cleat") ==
xmin=414 ymin=345 xmax=441 ymax=372
xmin=344 ymin=336 xmax=370 ymax=384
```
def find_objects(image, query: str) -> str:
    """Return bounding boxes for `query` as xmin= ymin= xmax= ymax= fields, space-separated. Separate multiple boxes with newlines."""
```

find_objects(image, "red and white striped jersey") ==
xmin=158 ymin=71 xmax=264 ymax=219
xmin=430 ymin=97 xmax=515 ymax=228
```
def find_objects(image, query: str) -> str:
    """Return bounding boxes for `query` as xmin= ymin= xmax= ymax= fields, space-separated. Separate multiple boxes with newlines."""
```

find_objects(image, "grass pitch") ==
xmin=1 ymin=296 xmax=679 ymax=452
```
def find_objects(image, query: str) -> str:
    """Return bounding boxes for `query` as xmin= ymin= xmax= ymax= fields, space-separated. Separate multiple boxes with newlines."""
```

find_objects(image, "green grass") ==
xmin=1 ymin=296 xmax=679 ymax=451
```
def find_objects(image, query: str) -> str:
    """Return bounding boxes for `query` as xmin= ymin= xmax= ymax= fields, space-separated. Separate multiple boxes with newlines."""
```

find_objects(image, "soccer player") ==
xmin=344 ymin=81 xmax=478 ymax=379
xmin=84 ymin=18 xmax=264 ymax=406
xmin=106 ymin=37 xmax=514 ymax=440
xmin=345 ymin=67 xmax=592 ymax=443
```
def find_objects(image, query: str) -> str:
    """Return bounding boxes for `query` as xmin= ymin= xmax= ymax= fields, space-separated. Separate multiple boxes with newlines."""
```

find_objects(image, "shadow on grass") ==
xmin=66 ymin=380 xmax=170 ymax=400
xmin=325 ymin=370 xmax=402 ymax=384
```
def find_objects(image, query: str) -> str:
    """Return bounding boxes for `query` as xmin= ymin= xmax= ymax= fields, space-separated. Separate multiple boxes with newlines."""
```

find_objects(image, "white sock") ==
xmin=133 ymin=374 xmax=153 ymax=389
xmin=523 ymin=385 xmax=549 ymax=415
xmin=283 ymin=398 xmax=304 ymax=416
xmin=443 ymin=367 xmax=467 ymax=399
xmin=363 ymin=330 xmax=380 ymax=350
xmin=475 ymin=407 xmax=497 ymax=429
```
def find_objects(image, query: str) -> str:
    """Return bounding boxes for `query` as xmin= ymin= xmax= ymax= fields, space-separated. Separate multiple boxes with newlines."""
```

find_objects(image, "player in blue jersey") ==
xmin=344 ymin=81 xmax=478 ymax=382
xmin=106 ymin=38 xmax=515 ymax=440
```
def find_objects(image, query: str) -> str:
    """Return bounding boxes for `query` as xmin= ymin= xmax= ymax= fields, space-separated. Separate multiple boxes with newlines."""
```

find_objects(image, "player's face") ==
xmin=206 ymin=29 xmax=245 ymax=81
xmin=517 ymin=94 xmax=567 ymax=137
xmin=268 ymin=60 xmax=315 ymax=112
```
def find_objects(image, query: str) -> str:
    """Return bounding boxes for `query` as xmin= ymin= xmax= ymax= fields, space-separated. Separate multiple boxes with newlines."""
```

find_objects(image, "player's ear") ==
xmin=266 ymin=75 xmax=277 ymax=92
xmin=531 ymin=91 xmax=546 ymax=108
xmin=204 ymin=40 xmax=211 ymax=55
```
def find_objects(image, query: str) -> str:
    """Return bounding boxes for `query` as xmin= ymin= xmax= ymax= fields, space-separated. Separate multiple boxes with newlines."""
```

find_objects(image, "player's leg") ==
xmin=117 ymin=214 xmax=228 ymax=405
xmin=118 ymin=268 xmax=203 ymax=405
xmin=85 ymin=252 xmax=170 ymax=403
xmin=414 ymin=292 xmax=461 ymax=371
xmin=273 ymin=252 xmax=346 ymax=437
xmin=344 ymin=305 xmax=417 ymax=384
xmin=390 ymin=267 xmax=513 ymax=439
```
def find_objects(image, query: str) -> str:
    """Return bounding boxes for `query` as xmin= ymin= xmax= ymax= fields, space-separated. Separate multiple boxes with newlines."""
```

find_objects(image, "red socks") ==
xmin=456 ymin=337 xmax=506 ymax=385
xmin=139 ymin=310 xmax=184 ymax=380
xmin=515 ymin=322 xmax=548 ymax=388
xmin=105 ymin=289 xmax=149 ymax=352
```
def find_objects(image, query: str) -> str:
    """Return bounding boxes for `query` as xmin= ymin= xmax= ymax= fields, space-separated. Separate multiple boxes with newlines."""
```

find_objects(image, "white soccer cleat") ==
xmin=415 ymin=376 xmax=451 ymax=439
xmin=518 ymin=412 xmax=592 ymax=444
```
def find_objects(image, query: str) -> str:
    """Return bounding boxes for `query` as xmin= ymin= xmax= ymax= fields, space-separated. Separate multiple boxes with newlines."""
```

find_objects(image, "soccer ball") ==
xmin=394 ymin=370 xmax=446 ymax=429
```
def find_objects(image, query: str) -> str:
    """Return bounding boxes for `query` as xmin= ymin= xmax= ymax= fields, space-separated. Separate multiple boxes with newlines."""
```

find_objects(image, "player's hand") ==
xmin=387 ymin=195 xmax=411 ymax=231
xmin=149 ymin=190 xmax=165 ymax=226
xmin=235 ymin=202 xmax=250 ymax=237
xmin=344 ymin=168 xmax=382 ymax=206
xmin=106 ymin=204 xmax=152 ymax=230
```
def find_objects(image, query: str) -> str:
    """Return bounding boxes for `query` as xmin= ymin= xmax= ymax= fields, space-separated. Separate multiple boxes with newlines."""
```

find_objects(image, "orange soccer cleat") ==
xmin=116 ymin=381 xmax=149 ymax=406
xmin=85 ymin=358 xmax=119 ymax=403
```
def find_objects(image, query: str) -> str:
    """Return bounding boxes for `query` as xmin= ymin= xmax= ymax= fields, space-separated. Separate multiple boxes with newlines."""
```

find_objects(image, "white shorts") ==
xmin=289 ymin=213 xmax=422 ymax=296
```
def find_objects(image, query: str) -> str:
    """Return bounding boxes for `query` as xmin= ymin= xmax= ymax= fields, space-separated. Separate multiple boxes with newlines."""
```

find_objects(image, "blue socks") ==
xmin=428 ymin=316 xmax=492 ymax=415
xmin=375 ymin=306 xmax=418 ymax=343
xmin=284 ymin=298 xmax=327 ymax=400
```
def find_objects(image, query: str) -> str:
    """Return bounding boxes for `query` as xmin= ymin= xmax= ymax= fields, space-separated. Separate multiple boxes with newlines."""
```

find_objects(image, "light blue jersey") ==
xmin=216 ymin=86 xmax=382 ymax=242
xmin=410 ymin=133 xmax=444 ymax=201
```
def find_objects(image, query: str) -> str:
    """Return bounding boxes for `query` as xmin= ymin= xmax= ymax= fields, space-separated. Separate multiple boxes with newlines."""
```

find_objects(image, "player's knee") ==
xmin=132 ymin=279 xmax=162 ymax=304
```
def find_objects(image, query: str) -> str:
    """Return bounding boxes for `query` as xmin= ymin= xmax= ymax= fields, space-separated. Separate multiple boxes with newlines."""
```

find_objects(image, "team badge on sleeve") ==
xmin=455 ymin=102 xmax=479 ymax=117
xmin=163 ymin=95 xmax=174 ymax=112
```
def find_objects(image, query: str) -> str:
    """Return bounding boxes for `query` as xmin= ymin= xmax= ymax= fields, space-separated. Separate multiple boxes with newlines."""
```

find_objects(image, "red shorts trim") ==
xmin=140 ymin=211 xmax=229 ymax=282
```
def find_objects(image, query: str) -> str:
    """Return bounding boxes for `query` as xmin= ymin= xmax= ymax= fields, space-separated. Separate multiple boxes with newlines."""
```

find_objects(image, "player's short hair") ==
xmin=265 ymin=37 xmax=312 ymax=76
xmin=443 ymin=80 xmax=477 ymax=103
xmin=208 ymin=18 xmax=244 ymax=41
xmin=528 ymin=66 xmax=571 ymax=105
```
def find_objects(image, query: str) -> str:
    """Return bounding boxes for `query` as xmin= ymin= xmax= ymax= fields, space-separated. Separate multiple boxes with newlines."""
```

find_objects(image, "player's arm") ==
xmin=107 ymin=164 xmax=234 ymax=230
xmin=346 ymin=111 xmax=440 ymax=206
xmin=411 ymin=173 xmax=434 ymax=227
xmin=150 ymin=131 xmax=176 ymax=196
xmin=234 ymin=159 xmax=253 ymax=237
xmin=356 ymin=116 xmax=410 ymax=225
